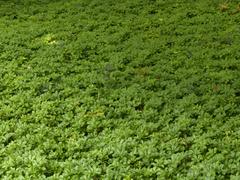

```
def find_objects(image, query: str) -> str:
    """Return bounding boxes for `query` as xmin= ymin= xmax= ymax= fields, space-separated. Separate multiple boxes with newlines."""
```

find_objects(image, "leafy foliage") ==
xmin=1 ymin=0 xmax=240 ymax=179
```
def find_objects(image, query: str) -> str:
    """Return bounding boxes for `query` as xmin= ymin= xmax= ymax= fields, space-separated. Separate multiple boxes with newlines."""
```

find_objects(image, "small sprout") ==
xmin=42 ymin=34 xmax=58 ymax=45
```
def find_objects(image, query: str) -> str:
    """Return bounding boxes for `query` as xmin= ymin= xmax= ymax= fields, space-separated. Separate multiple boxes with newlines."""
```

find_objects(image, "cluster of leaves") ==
xmin=1 ymin=0 xmax=240 ymax=179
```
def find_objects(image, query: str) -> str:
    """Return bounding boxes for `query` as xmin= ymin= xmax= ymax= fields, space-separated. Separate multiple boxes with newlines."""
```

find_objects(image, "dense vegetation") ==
xmin=1 ymin=0 xmax=240 ymax=179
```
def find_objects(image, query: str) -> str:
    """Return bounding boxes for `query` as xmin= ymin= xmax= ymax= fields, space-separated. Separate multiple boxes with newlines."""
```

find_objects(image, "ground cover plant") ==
xmin=1 ymin=0 xmax=240 ymax=179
